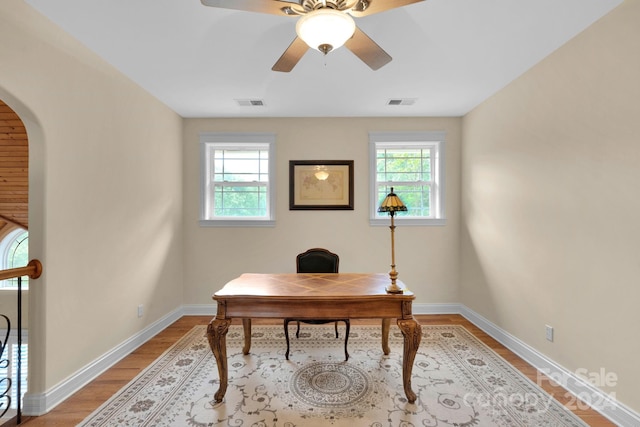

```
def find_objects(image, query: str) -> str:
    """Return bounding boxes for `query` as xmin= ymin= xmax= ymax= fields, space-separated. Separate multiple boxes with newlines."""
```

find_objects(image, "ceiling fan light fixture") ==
xmin=296 ymin=9 xmax=356 ymax=54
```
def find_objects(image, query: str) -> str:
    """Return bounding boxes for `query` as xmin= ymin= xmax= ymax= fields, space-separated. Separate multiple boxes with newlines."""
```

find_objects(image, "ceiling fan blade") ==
xmin=344 ymin=26 xmax=392 ymax=70
xmin=349 ymin=0 xmax=424 ymax=17
xmin=272 ymin=37 xmax=309 ymax=72
xmin=200 ymin=0 xmax=298 ymax=16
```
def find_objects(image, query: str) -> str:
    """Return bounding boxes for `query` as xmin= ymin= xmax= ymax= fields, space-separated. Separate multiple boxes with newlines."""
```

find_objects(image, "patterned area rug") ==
xmin=78 ymin=324 xmax=587 ymax=426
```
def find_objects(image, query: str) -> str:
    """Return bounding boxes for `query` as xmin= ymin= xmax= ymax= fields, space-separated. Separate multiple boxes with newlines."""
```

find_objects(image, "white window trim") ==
xmin=369 ymin=131 xmax=446 ymax=226
xmin=199 ymin=132 xmax=276 ymax=227
xmin=0 ymin=228 xmax=29 ymax=289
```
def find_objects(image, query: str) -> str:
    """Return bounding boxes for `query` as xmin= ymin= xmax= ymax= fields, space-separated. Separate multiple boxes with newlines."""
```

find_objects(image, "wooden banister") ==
xmin=0 ymin=259 xmax=42 ymax=281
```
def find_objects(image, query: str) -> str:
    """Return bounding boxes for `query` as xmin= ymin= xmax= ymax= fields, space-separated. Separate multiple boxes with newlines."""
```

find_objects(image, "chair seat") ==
xmin=284 ymin=318 xmax=350 ymax=361
xmin=299 ymin=319 xmax=340 ymax=325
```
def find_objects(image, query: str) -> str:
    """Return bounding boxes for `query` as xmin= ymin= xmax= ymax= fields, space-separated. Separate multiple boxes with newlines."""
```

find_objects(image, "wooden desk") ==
xmin=207 ymin=273 xmax=422 ymax=403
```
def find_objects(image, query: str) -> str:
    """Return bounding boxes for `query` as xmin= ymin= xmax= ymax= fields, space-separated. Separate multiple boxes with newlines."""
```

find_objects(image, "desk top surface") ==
xmin=214 ymin=273 xmax=414 ymax=300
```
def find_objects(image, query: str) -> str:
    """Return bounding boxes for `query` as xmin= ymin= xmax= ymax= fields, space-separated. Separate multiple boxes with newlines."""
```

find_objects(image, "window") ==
xmin=200 ymin=133 xmax=276 ymax=227
xmin=369 ymin=131 xmax=445 ymax=226
xmin=0 ymin=229 xmax=29 ymax=288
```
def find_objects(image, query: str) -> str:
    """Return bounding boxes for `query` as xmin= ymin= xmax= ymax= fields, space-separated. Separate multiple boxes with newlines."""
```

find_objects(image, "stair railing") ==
xmin=0 ymin=259 xmax=42 ymax=424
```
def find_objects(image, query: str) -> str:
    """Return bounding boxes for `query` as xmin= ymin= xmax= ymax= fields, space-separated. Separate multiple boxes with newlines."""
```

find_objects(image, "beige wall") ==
xmin=0 ymin=0 xmax=184 ymax=400
xmin=183 ymin=118 xmax=461 ymax=306
xmin=461 ymin=0 xmax=639 ymax=412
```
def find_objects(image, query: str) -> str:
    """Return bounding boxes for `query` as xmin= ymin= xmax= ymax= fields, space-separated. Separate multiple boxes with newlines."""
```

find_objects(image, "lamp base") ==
xmin=387 ymin=266 xmax=403 ymax=293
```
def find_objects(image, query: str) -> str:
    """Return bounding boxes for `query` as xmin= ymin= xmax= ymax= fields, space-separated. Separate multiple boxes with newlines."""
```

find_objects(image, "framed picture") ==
xmin=289 ymin=160 xmax=354 ymax=210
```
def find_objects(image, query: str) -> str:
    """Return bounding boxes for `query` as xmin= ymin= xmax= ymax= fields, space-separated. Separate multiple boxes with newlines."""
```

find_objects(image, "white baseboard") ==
xmin=460 ymin=305 xmax=639 ymax=427
xmin=22 ymin=307 xmax=183 ymax=416
xmin=21 ymin=303 xmax=640 ymax=426
xmin=182 ymin=303 xmax=216 ymax=316
xmin=413 ymin=302 xmax=462 ymax=315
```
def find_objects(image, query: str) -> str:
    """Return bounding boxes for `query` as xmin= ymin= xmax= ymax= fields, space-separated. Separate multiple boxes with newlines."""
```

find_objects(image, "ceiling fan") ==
xmin=200 ymin=0 xmax=424 ymax=72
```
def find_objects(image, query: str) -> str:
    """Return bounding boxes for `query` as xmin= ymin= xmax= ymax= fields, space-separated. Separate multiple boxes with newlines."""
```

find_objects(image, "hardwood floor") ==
xmin=13 ymin=315 xmax=615 ymax=426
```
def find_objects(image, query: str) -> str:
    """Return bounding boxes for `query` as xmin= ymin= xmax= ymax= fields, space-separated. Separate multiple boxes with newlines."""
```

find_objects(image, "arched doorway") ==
xmin=0 ymin=98 xmax=29 ymax=419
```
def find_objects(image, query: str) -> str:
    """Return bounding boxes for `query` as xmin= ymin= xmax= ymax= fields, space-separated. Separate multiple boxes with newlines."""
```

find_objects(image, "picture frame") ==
xmin=289 ymin=160 xmax=354 ymax=210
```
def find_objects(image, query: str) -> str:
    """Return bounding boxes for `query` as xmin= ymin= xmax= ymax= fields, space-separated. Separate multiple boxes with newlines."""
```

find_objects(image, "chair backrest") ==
xmin=296 ymin=248 xmax=339 ymax=273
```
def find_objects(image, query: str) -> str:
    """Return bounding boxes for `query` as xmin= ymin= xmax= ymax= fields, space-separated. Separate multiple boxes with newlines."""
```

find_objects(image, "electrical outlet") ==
xmin=137 ymin=304 xmax=144 ymax=318
xmin=545 ymin=325 xmax=554 ymax=342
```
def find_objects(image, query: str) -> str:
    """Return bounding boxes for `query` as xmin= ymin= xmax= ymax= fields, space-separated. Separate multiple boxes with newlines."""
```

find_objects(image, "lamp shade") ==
xmin=296 ymin=9 xmax=356 ymax=54
xmin=378 ymin=187 xmax=408 ymax=216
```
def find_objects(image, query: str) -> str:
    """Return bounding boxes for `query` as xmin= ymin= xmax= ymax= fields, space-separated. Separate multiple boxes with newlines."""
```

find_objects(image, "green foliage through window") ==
xmin=376 ymin=148 xmax=434 ymax=217
xmin=211 ymin=148 xmax=269 ymax=217
xmin=370 ymin=131 xmax=445 ymax=223
xmin=200 ymin=133 xmax=276 ymax=225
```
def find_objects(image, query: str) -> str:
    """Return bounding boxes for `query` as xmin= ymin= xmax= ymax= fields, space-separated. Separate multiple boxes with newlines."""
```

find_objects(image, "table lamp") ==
xmin=378 ymin=187 xmax=408 ymax=294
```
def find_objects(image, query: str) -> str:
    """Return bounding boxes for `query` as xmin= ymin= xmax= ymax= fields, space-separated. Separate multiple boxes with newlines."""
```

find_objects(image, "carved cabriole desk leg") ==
xmin=242 ymin=318 xmax=252 ymax=355
xmin=207 ymin=318 xmax=231 ymax=403
xmin=397 ymin=318 xmax=422 ymax=403
xmin=381 ymin=318 xmax=391 ymax=355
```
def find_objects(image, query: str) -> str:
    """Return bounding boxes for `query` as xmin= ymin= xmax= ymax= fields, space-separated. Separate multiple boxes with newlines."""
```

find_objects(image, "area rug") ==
xmin=78 ymin=324 xmax=587 ymax=426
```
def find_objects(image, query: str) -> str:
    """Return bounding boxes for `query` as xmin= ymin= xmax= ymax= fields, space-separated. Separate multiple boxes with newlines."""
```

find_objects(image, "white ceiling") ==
xmin=25 ymin=0 xmax=622 ymax=118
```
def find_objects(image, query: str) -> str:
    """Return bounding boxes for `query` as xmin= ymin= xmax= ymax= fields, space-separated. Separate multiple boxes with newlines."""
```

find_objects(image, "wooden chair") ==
xmin=284 ymin=248 xmax=350 ymax=360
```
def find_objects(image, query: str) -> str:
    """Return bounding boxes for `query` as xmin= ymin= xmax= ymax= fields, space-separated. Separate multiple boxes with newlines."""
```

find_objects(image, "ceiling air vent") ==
xmin=387 ymin=98 xmax=416 ymax=106
xmin=236 ymin=99 xmax=265 ymax=107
